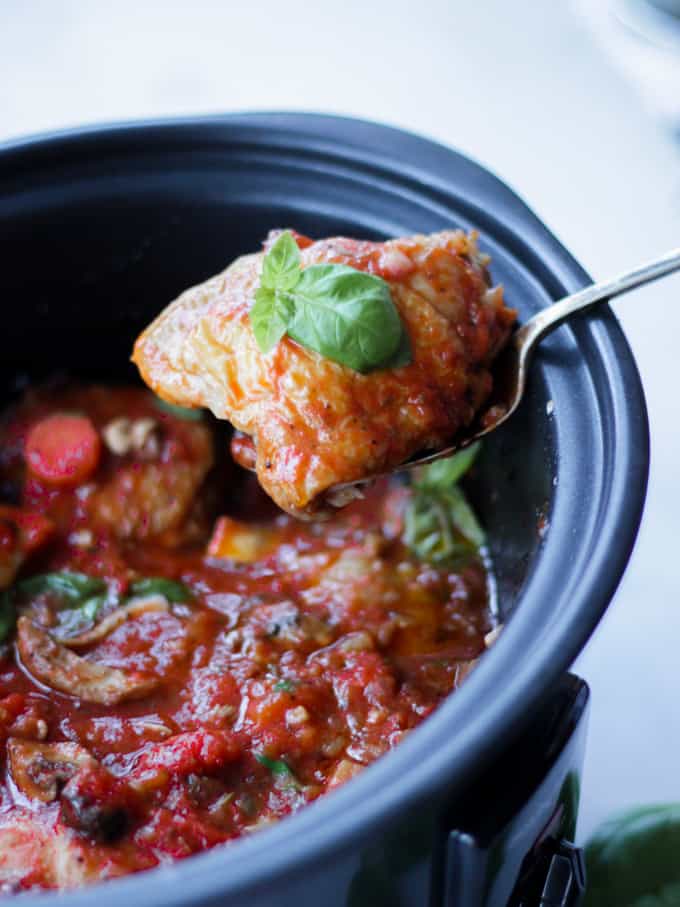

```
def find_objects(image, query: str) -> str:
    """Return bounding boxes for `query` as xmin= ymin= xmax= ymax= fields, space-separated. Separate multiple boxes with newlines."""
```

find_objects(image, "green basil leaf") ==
xmin=416 ymin=444 xmax=481 ymax=492
xmin=584 ymin=804 xmax=680 ymax=907
xmin=261 ymin=231 xmax=301 ymax=291
xmin=255 ymin=752 xmax=291 ymax=775
xmin=16 ymin=571 xmax=106 ymax=602
xmin=153 ymin=397 xmax=204 ymax=421
xmin=404 ymin=444 xmax=484 ymax=566
xmin=129 ymin=577 xmax=191 ymax=603
xmin=444 ymin=486 xmax=485 ymax=547
xmin=0 ymin=591 xmax=15 ymax=643
xmin=81 ymin=596 xmax=105 ymax=622
xmin=405 ymin=490 xmax=480 ymax=566
xmin=380 ymin=322 xmax=412 ymax=370
xmin=252 ymin=230 xmax=411 ymax=372
xmin=287 ymin=264 xmax=402 ymax=373
xmin=249 ymin=286 xmax=295 ymax=354
xmin=0 ymin=571 xmax=108 ymax=643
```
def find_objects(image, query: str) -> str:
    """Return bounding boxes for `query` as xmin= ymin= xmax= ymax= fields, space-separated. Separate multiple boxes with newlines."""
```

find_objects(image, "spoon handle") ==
xmin=517 ymin=246 xmax=680 ymax=349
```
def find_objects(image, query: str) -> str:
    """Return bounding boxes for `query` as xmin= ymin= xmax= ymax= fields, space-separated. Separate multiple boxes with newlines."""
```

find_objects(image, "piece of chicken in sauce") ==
xmin=133 ymin=230 xmax=515 ymax=518
xmin=0 ymin=385 xmax=217 ymax=550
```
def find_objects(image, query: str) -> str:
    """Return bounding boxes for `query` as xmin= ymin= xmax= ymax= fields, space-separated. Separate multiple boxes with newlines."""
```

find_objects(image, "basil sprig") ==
xmin=404 ymin=443 xmax=485 ymax=567
xmin=16 ymin=572 xmax=106 ymax=602
xmin=0 ymin=571 xmax=192 ymax=642
xmin=0 ymin=571 xmax=108 ymax=643
xmin=249 ymin=231 xmax=412 ymax=373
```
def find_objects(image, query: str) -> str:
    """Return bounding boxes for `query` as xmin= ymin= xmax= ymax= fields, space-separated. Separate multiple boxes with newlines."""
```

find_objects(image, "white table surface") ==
xmin=2 ymin=0 xmax=679 ymax=844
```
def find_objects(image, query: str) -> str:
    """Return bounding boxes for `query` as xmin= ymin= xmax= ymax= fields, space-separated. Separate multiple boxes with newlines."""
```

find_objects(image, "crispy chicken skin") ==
xmin=133 ymin=230 xmax=515 ymax=517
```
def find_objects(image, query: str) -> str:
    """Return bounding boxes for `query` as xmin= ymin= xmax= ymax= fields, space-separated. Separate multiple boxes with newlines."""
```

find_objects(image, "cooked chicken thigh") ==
xmin=133 ymin=230 xmax=515 ymax=517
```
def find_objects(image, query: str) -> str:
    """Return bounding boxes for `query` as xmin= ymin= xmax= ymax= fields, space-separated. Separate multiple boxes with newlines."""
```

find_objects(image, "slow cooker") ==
xmin=0 ymin=113 xmax=649 ymax=907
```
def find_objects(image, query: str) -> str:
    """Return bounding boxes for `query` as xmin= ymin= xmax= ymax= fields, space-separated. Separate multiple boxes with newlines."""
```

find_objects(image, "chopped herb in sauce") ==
xmin=128 ymin=577 xmax=191 ymax=603
xmin=0 ymin=572 xmax=192 ymax=642
xmin=255 ymin=752 xmax=301 ymax=789
xmin=274 ymin=679 xmax=296 ymax=693
xmin=0 ymin=572 xmax=109 ymax=642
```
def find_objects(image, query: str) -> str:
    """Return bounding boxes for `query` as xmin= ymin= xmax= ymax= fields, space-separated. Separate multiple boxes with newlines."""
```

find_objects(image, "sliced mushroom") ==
xmin=101 ymin=417 xmax=160 ymax=458
xmin=7 ymin=739 xmax=96 ymax=803
xmin=16 ymin=617 xmax=158 ymax=705
xmin=56 ymin=594 xmax=170 ymax=648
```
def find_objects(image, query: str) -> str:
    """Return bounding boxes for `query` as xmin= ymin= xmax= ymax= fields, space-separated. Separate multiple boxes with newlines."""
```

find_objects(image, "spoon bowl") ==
xmin=334 ymin=245 xmax=680 ymax=490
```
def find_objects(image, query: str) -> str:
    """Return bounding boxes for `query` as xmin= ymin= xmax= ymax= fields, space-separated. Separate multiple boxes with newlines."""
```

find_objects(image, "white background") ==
xmin=1 ymin=0 xmax=679 ymax=842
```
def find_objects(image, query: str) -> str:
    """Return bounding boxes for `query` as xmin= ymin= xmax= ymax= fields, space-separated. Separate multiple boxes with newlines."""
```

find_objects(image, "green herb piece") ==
xmin=80 ymin=596 xmax=105 ymax=622
xmin=129 ymin=577 xmax=191 ymax=603
xmin=260 ymin=230 xmax=301 ymax=291
xmin=404 ymin=488 xmax=481 ymax=565
xmin=584 ymin=804 xmax=680 ymax=907
xmin=249 ymin=230 xmax=412 ymax=373
xmin=17 ymin=571 xmax=106 ymax=602
xmin=255 ymin=752 xmax=301 ymax=789
xmin=415 ymin=443 xmax=481 ymax=492
xmin=404 ymin=446 xmax=484 ymax=567
xmin=0 ymin=571 xmax=109 ymax=643
xmin=286 ymin=263 xmax=404 ymax=373
xmin=153 ymin=397 xmax=204 ymax=421
xmin=250 ymin=286 xmax=295 ymax=353
xmin=274 ymin=679 xmax=296 ymax=693
xmin=384 ymin=322 xmax=414 ymax=370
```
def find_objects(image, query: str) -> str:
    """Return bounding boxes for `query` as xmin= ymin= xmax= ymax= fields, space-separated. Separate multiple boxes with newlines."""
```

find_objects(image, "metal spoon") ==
xmin=336 ymin=246 xmax=680 ymax=488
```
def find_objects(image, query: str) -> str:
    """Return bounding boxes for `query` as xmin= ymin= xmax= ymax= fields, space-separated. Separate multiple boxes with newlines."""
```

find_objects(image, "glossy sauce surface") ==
xmin=0 ymin=384 xmax=491 ymax=891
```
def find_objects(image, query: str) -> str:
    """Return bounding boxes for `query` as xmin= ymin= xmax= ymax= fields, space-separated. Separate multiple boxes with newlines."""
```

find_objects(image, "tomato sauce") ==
xmin=0 ymin=383 xmax=492 ymax=891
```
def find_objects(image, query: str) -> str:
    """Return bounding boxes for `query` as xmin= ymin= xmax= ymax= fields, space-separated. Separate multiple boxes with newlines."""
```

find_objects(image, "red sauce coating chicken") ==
xmin=133 ymin=230 xmax=515 ymax=516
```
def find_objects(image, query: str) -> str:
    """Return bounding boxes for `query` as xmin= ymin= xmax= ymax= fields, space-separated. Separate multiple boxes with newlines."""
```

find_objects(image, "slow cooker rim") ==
xmin=0 ymin=112 xmax=649 ymax=906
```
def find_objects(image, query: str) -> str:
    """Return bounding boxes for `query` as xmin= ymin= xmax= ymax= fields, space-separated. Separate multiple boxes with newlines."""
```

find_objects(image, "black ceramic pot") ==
xmin=0 ymin=114 xmax=648 ymax=907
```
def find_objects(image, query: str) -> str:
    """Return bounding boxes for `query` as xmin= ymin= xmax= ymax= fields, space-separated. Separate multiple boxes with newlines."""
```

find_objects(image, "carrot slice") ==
xmin=25 ymin=414 xmax=101 ymax=487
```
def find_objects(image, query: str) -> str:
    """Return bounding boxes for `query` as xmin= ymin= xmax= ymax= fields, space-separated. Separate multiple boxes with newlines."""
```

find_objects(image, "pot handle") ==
xmin=438 ymin=674 xmax=589 ymax=907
